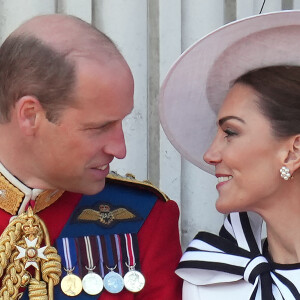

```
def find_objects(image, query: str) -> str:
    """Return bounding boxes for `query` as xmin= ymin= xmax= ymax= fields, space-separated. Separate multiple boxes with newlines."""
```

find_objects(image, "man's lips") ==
xmin=94 ymin=164 xmax=109 ymax=171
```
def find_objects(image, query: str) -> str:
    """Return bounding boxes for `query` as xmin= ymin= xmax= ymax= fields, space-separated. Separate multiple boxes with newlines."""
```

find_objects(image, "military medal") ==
xmin=2 ymin=206 xmax=62 ymax=300
xmin=56 ymin=233 xmax=145 ymax=296
xmin=82 ymin=267 xmax=104 ymax=295
xmin=124 ymin=265 xmax=145 ymax=292
xmin=60 ymin=238 xmax=82 ymax=296
xmin=61 ymin=267 xmax=83 ymax=297
xmin=123 ymin=234 xmax=145 ymax=292
xmin=15 ymin=237 xmax=48 ymax=269
xmin=100 ymin=234 xmax=124 ymax=293
xmin=103 ymin=266 xmax=124 ymax=293
xmin=81 ymin=236 xmax=104 ymax=295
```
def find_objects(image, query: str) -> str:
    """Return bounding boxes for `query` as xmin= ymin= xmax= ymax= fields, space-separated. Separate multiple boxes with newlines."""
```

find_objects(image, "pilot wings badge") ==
xmin=77 ymin=203 xmax=140 ymax=228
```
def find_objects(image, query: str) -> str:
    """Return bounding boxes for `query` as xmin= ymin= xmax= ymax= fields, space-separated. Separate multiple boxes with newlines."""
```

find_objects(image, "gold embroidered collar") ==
xmin=0 ymin=163 xmax=64 ymax=215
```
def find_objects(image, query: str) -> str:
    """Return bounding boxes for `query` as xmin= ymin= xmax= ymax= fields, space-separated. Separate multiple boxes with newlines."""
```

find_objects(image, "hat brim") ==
xmin=159 ymin=10 xmax=300 ymax=175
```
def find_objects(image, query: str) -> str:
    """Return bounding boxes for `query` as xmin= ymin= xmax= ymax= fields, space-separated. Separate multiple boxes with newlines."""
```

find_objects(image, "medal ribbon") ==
xmin=57 ymin=237 xmax=79 ymax=276
xmin=121 ymin=233 xmax=145 ymax=293
xmin=95 ymin=234 xmax=125 ymax=276
xmin=125 ymin=233 xmax=135 ymax=267
xmin=56 ymin=234 xmax=142 ymax=285
xmin=121 ymin=233 xmax=141 ymax=271
xmin=114 ymin=234 xmax=124 ymax=275
xmin=84 ymin=236 xmax=94 ymax=269
xmin=76 ymin=236 xmax=100 ymax=277
xmin=95 ymin=234 xmax=126 ymax=276
xmin=96 ymin=235 xmax=105 ymax=278
xmin=104 ymin=234 xmax=116 ymax=269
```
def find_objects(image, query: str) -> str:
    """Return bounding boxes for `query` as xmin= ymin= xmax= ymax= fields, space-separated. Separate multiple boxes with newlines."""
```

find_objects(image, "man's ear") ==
xmin=15 ymin=96 xmax=45 ymax=135
xmin=284 ymin=135 xmax=300 ymax=173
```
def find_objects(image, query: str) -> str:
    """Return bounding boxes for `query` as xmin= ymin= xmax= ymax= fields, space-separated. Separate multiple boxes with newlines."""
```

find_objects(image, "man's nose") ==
xmin=104 ymin=122 xmax=127 ymax=159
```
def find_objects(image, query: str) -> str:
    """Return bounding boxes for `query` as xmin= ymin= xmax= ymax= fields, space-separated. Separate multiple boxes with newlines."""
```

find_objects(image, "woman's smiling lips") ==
xmin=216 ymin=174 xmax=233 ymax=189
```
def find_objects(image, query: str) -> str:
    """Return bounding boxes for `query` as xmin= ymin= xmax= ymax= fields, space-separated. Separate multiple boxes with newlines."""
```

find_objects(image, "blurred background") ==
xmin=0 ymin=0 xmax=295 ymax=249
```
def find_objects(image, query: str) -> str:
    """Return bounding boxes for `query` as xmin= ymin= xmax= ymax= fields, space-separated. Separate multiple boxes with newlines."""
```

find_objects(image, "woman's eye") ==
xmin=224 ymin=128 xmax=238 ymax=138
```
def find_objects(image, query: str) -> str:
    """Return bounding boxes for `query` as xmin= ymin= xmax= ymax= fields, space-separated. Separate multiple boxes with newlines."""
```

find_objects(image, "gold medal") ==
xmin=61 ymin=267 xmax=82 ymax=297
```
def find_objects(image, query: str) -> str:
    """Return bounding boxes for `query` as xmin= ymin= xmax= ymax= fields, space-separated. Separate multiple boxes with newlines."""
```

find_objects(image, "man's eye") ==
xmin=91 ymin=123 xmax=112 ymax=131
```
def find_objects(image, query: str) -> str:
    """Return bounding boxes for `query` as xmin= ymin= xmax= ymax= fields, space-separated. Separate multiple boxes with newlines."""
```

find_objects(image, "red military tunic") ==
xmin=0 ymin=175 xmax=182 ymax=300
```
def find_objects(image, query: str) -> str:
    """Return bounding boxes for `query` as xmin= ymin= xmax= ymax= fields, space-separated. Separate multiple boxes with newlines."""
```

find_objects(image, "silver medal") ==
xmin=124 ymin=263 xmax=145 ymax=293
xmin=103 ymin=270 xmax=124 ymax=294
xmin=124 ymin=269 xmax=145 ymax=292
xmin=82 ymin=272 xmax=103 ymax=295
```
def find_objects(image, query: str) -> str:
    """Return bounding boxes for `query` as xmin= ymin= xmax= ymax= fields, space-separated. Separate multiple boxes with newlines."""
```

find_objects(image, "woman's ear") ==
xmin=284 ymin=135 xmax=300 ymax=173
xmin=15 ymin=96 xmax=44 ymax=136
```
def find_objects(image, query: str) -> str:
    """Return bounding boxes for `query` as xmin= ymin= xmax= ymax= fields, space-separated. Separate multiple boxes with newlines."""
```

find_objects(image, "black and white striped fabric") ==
xmin=176 ymin=212 xmax=300 ymax=300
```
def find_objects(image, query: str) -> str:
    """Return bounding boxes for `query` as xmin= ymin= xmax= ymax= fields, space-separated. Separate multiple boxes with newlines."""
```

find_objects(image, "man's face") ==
xmin=32 ymin=57 xmax=134 ymax=194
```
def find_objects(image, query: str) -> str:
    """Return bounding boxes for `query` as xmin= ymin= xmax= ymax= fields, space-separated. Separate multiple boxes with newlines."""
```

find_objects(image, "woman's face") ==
xmin=204 ymin=83 xmax=286 ymax=214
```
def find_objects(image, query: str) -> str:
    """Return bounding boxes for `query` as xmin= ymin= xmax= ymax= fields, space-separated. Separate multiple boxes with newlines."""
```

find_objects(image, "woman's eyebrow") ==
xmin=218 ymin=116 xmax=245 ymax=127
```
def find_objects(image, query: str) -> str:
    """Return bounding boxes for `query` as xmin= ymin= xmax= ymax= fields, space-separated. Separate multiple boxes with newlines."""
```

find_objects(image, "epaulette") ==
xmin=106 ymin=172 xmax=169 ymax=202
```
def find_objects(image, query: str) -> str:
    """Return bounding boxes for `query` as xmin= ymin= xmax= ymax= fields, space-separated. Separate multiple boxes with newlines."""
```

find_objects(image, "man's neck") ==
xmin=0 ymin=162 xmax=64 ymax=215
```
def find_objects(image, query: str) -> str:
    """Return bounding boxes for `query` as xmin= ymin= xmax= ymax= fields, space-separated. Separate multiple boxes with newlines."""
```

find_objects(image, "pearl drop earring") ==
xmin=280 ymin=166 xmax=291 ymax=180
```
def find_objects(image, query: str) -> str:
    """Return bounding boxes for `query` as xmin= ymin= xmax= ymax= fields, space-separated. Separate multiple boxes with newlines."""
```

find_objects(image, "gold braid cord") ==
xmin=0 ymin=207 xmax=61 ymax=300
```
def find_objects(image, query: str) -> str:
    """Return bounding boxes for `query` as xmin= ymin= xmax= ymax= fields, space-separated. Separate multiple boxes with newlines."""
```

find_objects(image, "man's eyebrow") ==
xmin=82 ymin=108 xmax=134 ymax=129
xmin=218 ymin=116 xmax=245 ymax=127
xmin=82 ymin=120 xmax=116 ymax=129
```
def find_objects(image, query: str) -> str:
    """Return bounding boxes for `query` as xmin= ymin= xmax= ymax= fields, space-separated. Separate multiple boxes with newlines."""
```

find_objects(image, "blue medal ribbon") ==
xmin=104 ymin=234 xmax=115 ymax=269
xmin=57 ymin=237 xmax=80 ymax=277
xmin=96 ymin=235 xmax=105 ymax=278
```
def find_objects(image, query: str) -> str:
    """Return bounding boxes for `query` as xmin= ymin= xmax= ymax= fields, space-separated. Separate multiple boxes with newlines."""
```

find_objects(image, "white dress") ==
xmin=176 ymin=212 xmax=300 ymax=300
xmin=183 ymin=280 xmax=253 ymax=300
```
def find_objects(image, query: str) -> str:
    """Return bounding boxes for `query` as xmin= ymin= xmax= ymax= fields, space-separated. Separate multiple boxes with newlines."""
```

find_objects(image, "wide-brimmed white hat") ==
xmin=159 ymin=10 xmax=300 ymax=175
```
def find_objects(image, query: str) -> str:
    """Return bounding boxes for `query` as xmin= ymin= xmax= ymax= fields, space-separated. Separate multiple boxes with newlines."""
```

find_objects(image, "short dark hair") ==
xmin=234 ymin=65 xmax=300 ymax=138
xmin=0 ymin=35 xmax=76 ymax=123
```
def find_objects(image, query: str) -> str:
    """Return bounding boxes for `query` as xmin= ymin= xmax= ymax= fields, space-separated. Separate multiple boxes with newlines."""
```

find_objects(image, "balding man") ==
xmin=0 ymin=15 xmax=182 ymax=300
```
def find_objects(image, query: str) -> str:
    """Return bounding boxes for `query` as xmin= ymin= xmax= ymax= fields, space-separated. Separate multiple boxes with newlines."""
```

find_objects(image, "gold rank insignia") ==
xmin=77 ymin=203 xmax=140 ymax=228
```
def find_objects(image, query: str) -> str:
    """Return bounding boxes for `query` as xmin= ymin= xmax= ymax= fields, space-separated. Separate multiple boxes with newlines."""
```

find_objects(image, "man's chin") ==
xmin=71 ymin=179 xmax=106 ymax=195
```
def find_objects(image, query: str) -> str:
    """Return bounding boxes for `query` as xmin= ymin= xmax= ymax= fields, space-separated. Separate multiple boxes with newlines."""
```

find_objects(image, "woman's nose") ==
xmin=203 ymin=135 xmax=222 ymax=166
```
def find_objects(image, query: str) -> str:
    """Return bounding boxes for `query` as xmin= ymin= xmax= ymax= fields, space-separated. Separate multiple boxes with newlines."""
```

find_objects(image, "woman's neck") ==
xmin=261 ymin=191 xmax=300 ymax=264
xmin=267 ymin=224 xmax=300 ymax=264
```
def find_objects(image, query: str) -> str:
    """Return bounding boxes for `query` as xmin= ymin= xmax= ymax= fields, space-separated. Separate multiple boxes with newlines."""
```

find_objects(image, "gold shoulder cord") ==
xmin=0 ymin=207 xmax=61 ymax=299
xmin=107 ymin=173 xmax=170 ymax=202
